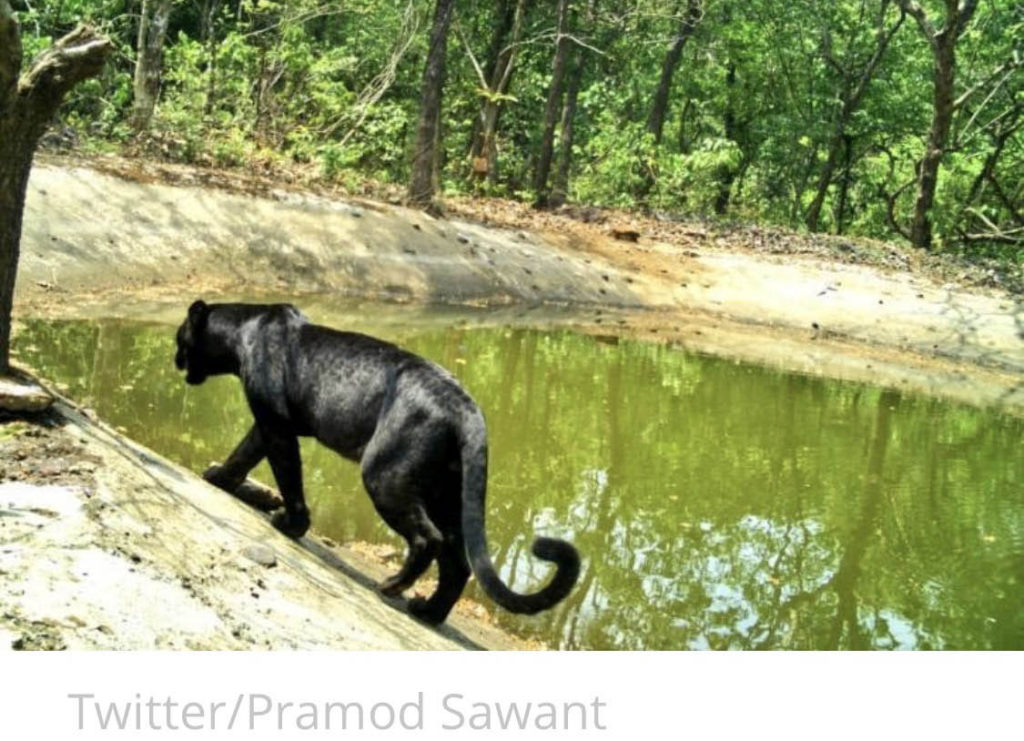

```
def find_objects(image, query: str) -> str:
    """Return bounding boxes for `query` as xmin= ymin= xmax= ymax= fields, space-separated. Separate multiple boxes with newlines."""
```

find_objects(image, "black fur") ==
xmin=175 ymin=300 xmax=580 ymax=624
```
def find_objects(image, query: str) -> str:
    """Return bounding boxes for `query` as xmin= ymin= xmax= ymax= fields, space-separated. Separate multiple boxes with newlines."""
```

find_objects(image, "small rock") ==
xmin=0 ymin=376 xmax=54 ymax=413
xmin=610 ymin=227 xmax=641 ymax=242
xmin=38 ymin=462 xmax=64 ymax=478
xmin=456 ymin=233 xmax=472 ymax=244
xmin=242 ymin=545 xmax=277 ymax=568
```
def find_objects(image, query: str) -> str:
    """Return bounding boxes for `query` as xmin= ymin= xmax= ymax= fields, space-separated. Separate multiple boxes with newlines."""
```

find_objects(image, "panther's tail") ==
xmin=457 ymin=406 xmax=580 ymax=614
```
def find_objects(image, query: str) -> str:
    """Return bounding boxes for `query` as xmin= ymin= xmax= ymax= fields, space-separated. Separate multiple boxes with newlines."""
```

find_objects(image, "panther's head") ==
xmin=175 ymin=300 xmax=212 ymax=385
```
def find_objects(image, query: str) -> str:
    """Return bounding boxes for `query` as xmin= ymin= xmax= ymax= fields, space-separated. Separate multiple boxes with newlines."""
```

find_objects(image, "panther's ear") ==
xmin=187 ymin=300 xmax=210 ymax=329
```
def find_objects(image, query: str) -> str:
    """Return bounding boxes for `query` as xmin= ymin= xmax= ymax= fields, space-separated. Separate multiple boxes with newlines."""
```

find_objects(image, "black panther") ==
xmin=174 ymin=300 xmax=580 ymax=624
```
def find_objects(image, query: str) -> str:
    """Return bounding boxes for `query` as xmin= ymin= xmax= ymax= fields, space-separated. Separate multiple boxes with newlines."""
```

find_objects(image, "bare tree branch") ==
xmin=955 ymin=0 xmax=980 ymax=37
xmin=897 ymin=0 xmax=938 ymax=47
xmin=886 ymin=177 xmax=915 ymax=240
xmin=455 ymin=20 xmax=490 ymax=90
xmin=954 ymin=57 xmax=1021 ymax=111
xmin=19 ymin=25 xmax=112 ymax=117
xmin=322 ymin=0 xmax=420 ymax=143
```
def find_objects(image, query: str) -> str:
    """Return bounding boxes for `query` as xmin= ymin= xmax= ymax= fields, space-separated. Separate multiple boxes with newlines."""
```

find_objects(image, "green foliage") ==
xmin=652 ymin=137 xmax=744 ymax=213
xmin=574 ymin=118 xmax=654 ymax=207
xmin=14 ymin=0 xmax=1023 ymax=261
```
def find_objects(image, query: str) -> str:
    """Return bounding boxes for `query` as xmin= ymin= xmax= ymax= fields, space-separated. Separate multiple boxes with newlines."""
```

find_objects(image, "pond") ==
xmin=13 ymin=308 xmax=1024 ymax=650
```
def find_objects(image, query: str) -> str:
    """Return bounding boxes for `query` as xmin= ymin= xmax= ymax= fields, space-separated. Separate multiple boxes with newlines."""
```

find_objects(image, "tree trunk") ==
xmin=645 ymin=0 xmax=702 ymax=146
xmin=549 ymin=49 xmax=584 ymax=208
xmin=469 ymin=0 xmax=514 ymax=162
xmin=408 ymin=0 xmax=455 ymax=208
xmin=0 ymin=8 xmax=111 ymax=373
xmin=898 ymin=0 xmax=979 ymax=250
xmin=909 ymin=33 xmax=956 ymax=250
xmin=470 ymin=0 xmax=528 ymax=185
xmin=130 ymin=0 xmax=174 ymax=133
xmin=834 ymin=134 xmax=854 ymax=234
xmin=713 ymin=62 xmax=738 ymax=215
xmin=637 ymin=0 xmax=702 ymax=201
xmin=532 ymin=0 xmax=571 ymax=208
xmin=807 ymin=3 xmax=904 ymax=233
xmin=550 ymin=0 xmax=597 ymax=207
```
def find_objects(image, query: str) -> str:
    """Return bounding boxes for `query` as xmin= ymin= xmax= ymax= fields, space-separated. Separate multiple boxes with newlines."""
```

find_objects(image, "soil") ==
xmin=3 ymin=154 xmax=1022 ymax=651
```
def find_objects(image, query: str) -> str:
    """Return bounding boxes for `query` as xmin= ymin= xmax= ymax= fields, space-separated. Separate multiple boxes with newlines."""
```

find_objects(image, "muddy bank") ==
xmin=16 ymin=158 xmax=1024 ymax=413
xmin=20 ymin=162 xmax=653 ymax=307
xmin=0 ymin=398 xmax=533 ymax=650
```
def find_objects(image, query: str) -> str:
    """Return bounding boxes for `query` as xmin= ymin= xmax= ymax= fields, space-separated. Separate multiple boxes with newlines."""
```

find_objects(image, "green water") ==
xmin=13 ymin=315 xmax=1024 ymax=650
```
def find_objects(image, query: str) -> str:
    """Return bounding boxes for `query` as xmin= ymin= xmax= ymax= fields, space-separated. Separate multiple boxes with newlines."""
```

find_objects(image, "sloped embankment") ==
xmin=16 ymin=158 xmax=1024 ymax=413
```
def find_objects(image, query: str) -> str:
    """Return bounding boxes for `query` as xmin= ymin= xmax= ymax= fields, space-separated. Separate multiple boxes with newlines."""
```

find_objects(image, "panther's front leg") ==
xmin=203 ymin=425 xmax=266 ymax=493
xmin=261 ymin=427 xmax=311 ymax=539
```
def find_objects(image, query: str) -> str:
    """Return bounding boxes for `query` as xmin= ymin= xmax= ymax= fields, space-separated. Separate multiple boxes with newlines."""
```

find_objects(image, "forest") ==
xmin=9 ymin=0 xmax=1024 ymax=259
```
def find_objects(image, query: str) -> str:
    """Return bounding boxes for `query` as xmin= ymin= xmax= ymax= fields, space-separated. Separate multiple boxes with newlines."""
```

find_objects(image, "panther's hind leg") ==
xmin=361 ymin=421 xmax=446 ymax=598
xmin=373 ymin=502 xmax=443 ymax=598
xmin=408 ymin=537 xmax=470 ymax=624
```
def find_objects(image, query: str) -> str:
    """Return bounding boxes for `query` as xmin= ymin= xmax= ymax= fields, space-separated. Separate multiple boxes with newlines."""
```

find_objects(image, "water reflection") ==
xmin=13 ymin=318 xmax=1024 ymax=649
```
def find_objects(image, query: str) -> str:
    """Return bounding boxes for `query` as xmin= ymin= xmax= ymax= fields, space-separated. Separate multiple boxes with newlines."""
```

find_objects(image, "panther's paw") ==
xmin=407 ymin=597 xmax=446 ymax=625
xmin=202 ymin=464 xmax=234 ymax=492
xmin=376 ymin=576 xmax=407 ymax=598
xmin=271 ymin=509 xmax=310 ymax=538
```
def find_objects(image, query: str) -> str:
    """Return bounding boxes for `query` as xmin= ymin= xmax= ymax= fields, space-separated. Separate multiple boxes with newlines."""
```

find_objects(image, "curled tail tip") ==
xmin=532 ymin=536 xmax=581 ymax=571
xmin=530 ymin=536 xmax=582 ymax=607
xmin=469 ymin=535 xmax=581 ymax=616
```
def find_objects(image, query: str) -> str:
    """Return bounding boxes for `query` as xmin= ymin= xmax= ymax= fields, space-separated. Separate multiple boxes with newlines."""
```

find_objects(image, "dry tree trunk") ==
xmin=470 ymin=0 xmax=528 ymax=186
xmin=130 ymin=0 xmax=175 ymax=133
xmin=408 ymin=0 xmax=455 ymax=209
xmin=549 ymin=50 xmax=583 ymax=208
xmin=550 ymin=0 xmax=598 ymax=208
xmin=532 ymin=0 xmax=572 ymax=208
xmin=0 ymin=4 xmax=111 ymax=373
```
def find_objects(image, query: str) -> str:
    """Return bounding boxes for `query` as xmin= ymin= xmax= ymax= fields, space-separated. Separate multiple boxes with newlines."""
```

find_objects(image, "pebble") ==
xmin=242 ymin=545 xmax=278 ymax=568
xmin=0 ymin=377 xmax=54 ymax=413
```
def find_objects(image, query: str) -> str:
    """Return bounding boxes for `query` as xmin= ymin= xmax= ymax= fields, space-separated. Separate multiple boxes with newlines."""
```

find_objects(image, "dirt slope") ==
xmin=16 ymin=158 xmax=1024 ymax=413
xmin=0 ymin=399 xmax=530 ymax=650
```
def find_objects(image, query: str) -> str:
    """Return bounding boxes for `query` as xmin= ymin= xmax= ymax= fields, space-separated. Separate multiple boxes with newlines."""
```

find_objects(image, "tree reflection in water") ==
xmin=15 ymin=318 xmax=1024 ymax=650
